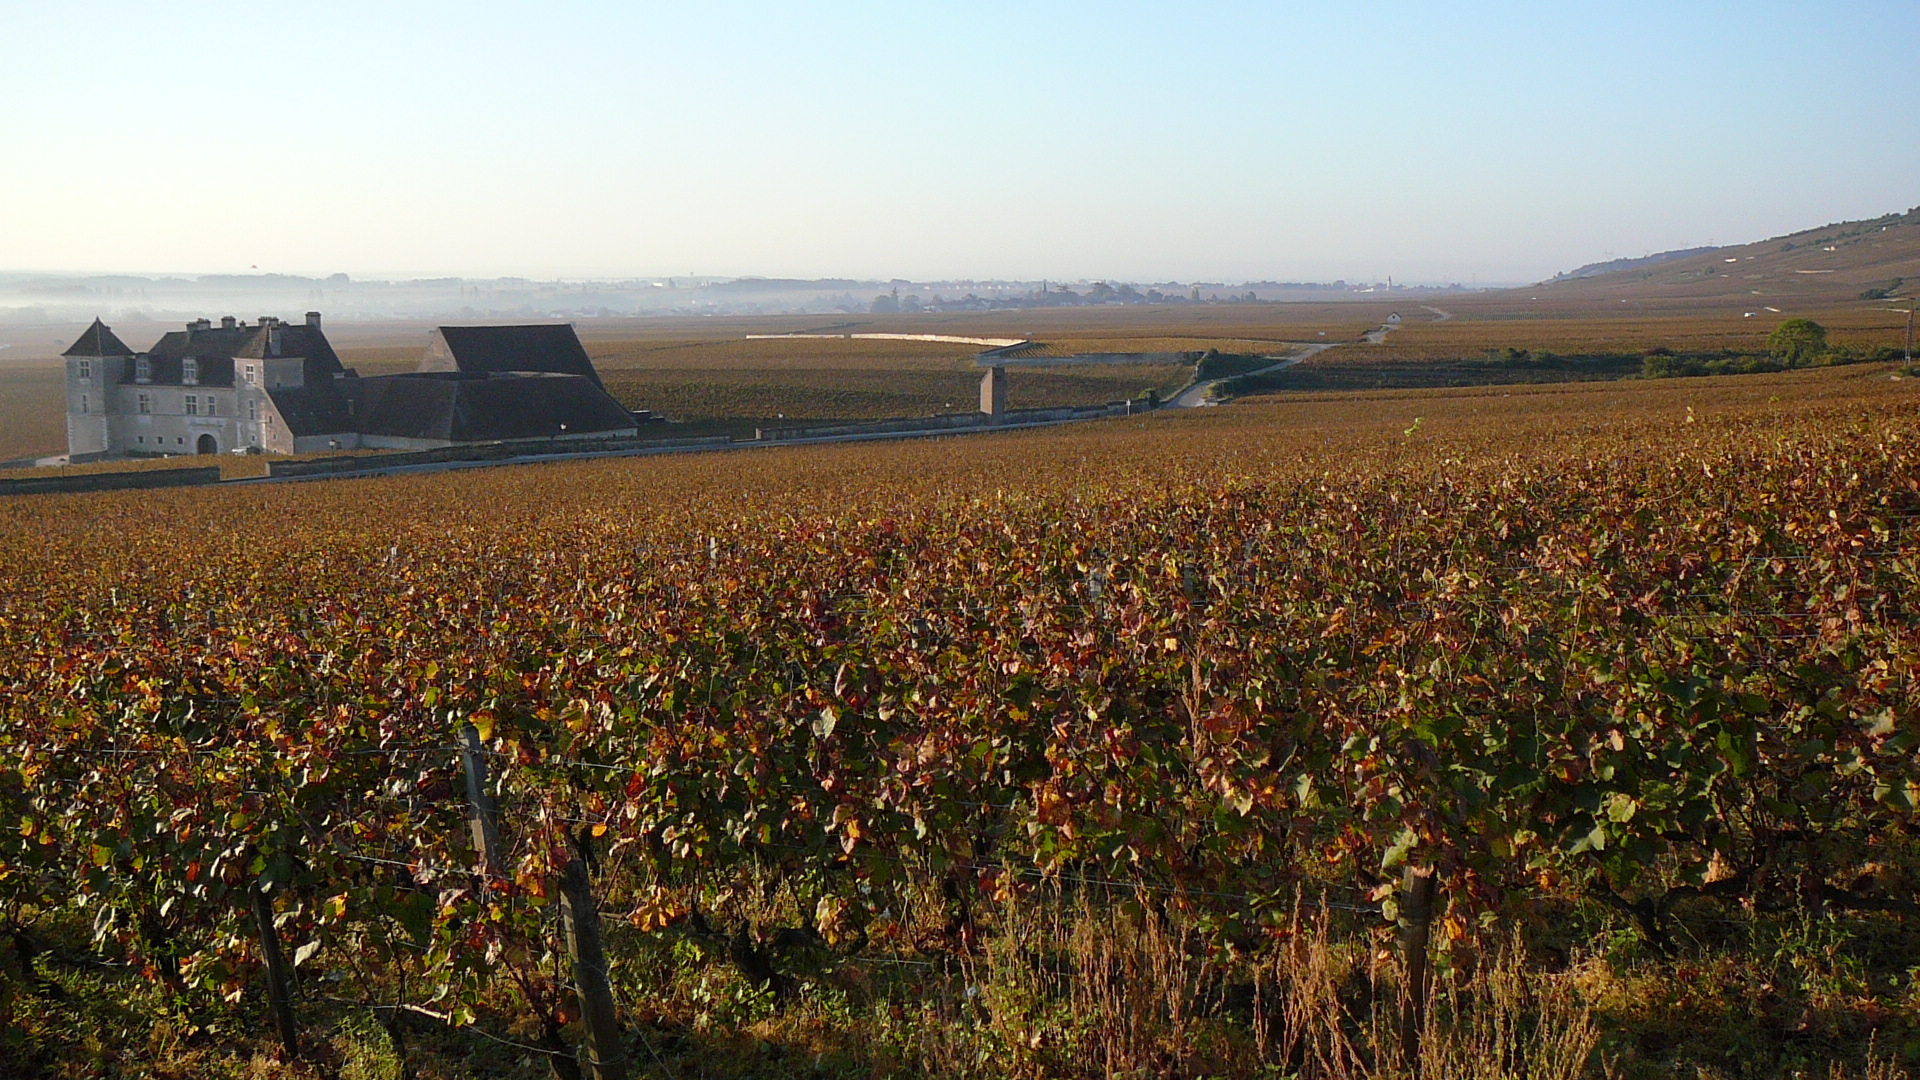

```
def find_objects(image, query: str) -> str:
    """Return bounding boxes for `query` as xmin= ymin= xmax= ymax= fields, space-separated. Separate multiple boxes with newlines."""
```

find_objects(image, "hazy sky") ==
xmin=4 ymin=1 xmax=1916 ymax=283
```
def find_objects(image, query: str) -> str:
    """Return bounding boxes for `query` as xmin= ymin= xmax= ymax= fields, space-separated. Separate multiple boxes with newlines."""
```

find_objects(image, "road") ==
xmin=1169 ymin=306 xmax=1451 ymax=408
xmin=1168 ymin=344 xmax=1334 ymax=407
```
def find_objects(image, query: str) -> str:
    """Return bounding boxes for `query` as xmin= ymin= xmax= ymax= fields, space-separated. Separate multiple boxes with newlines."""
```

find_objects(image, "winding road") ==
xmin=1168 ymin=343 xmax=1334 ymax=407
xmin=1168 ymin=306 xmax=1451 ymax=408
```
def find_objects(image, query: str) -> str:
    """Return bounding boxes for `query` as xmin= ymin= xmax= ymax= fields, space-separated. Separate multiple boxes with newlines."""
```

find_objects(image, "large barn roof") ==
xmin=346 ymin=372 xmax=636 ymax=443
xmin=264 ymin=384 xmax=357 ymax=438
xmin=421 ymin=324 xmax=604 ymax=387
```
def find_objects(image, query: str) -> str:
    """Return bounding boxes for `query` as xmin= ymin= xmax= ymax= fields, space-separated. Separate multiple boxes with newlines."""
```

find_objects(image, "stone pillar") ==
xmin=980 ymin=365 xmax=1006 ymax=417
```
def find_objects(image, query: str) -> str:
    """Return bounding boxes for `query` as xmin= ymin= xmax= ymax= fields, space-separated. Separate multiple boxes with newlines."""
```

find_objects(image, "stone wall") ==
xmin=0 ymin=466 xmax=222 ymax=498
xmin=266 ymin=433 xmax=736 ymax=478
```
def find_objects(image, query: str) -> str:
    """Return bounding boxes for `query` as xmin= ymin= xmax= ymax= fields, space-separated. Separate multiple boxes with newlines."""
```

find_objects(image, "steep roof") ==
xmin=146 ymin=322 xmax=344 ymax=369
xmin=347 ymin=372 xmax=636 ymax=443
xmin=63 ymin=318 xmax=135 ymax=358
xmin=134 ymin=318 xmax=345 ymax=388
xmin=421 ymin=324 xmax=604 ymax=387
xmin=263 ymin=384 xmax=357 ymax=438
xmin=126 ymin=353 xmax=237 ymax=388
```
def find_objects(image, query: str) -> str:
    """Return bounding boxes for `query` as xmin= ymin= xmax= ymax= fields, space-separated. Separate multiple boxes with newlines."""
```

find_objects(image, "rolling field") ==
xmin=6 ymin=295 xmax=1907 ymax=460
xmin=1 ymin=362 xmax=1916 ymax=1078
xmin=576 ymin=337 xmax=1187 ymax=425
xmin=1325 ymin=298 xmax=1913 ymax=367
xmin=0 ymin=362 xmax=67 ymax=462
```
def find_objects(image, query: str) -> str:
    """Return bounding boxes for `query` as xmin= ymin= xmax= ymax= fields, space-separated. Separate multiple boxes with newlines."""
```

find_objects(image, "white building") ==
xmin=63 ymin=313 xmax=343 ymax=459
xmin=64 ymin=314 xmax=640 ymax=460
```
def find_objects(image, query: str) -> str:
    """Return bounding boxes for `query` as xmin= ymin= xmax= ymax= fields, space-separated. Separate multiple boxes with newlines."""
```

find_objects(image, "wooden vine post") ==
xmin=461 ymin=717 xmax=622 ymax=1076
xmin=460 ymin=722 xmax=504 ymax=879
xmin=250 ymin=881 xmax=300 ymax=1060
xmin=560 ymin=843 xmax=626 ymax=1080
xmin=1397 ymin=864 xmax=1438 ymax=1071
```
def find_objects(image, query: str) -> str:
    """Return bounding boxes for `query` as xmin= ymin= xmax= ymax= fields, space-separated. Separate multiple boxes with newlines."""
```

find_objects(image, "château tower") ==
xmin=62 ymin=318 xmax=135 ymax=459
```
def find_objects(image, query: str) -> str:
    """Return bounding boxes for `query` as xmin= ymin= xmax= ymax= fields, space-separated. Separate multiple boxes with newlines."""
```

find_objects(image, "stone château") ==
xmin=63 ymin=314 xmax=639 ymax=460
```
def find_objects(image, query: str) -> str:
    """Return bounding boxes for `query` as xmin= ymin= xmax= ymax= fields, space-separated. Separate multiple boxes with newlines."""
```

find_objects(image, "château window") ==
xmin=244 ymin=364 xmax=257 ymax=386
xmin=138 ymin=393 xmax=150 ymax=414
xmin=182 ymin=357 xmax=198 ymax=385
xmin=77 ymin=360 xmax=91 ymax=379
xmin=184 ymin=394 xmax=198 ymax=416
xmin=247 ymin=399 xmax=258 ymax=421
xmin=79 ymin=394 xmax=89 ymax=414
xmin=206 ymin=397 xmax=217 ymax=417
xmin=135 ymin=357 xmax=151 ymax=383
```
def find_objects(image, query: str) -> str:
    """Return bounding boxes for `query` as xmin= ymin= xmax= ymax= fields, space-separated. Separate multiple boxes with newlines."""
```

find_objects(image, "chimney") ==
xmin=188 ymin=318 xmax=212 ymax=332
xmin=220 ymin=316 xmax=236 ymax=330
xmin=305 ymin=311 xmax=322 ymax=330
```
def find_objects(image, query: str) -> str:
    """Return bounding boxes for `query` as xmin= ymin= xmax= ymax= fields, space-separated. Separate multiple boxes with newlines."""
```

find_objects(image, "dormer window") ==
xmin=77 ymin=359 xmax=91 ymax=379
xmin=244 ymin=364 xmax=257 ymax=386
xmin=135 ymin=357 xmax=150 ymax=383
xmin=182 ymin=357 xmax=198 ymax=385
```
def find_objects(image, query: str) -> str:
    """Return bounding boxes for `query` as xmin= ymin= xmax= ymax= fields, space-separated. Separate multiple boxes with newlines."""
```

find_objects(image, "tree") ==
xmin=1768 ymin=318 xmax=1828 ymax=368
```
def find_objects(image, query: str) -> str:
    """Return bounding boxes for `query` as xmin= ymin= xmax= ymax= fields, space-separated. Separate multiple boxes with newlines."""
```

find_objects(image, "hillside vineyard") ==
xmin=0 ymin=369 xmax=1915 ymax=1073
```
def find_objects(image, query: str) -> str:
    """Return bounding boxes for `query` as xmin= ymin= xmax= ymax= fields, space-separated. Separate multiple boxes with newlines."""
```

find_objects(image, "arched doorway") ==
xmin=196 ymin=434 xmax=218 ymax=455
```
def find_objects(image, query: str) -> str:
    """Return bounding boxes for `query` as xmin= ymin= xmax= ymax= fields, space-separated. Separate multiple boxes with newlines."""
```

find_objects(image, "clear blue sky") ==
xmin=3 ymin=1 xmax=1915 ymax=283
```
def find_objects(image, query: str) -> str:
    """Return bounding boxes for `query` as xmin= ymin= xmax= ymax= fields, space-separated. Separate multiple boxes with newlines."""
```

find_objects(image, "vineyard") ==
xmin=2 ymin=365 xmax=1919 ymax=1078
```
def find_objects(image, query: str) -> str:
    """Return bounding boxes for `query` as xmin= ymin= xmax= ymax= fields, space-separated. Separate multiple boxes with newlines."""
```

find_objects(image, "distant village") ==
xmin=2 ymin=273 xmax=1480 ymax=326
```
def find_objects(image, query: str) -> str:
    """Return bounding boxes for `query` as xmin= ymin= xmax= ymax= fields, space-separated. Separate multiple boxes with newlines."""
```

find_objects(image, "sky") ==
xmin=3 ymin=1 xmax=1917 ymax=284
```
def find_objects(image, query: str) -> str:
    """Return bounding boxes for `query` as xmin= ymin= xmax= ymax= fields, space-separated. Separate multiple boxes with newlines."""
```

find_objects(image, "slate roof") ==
xmin=422 ymin=324 xmax=604 ymax=387
xmin=346 ymin=372 xmax=637 ymax=443
xmin=129 ymin=320 xmax=345 ymax=388
xmin=63 ymin=319 xmax=135 ymax=358
xmin=146 ymin=323 xmax=344 ymax=366
xmin=70 ymin=314 xmax=638 ymax=448
xmin=263 ymin=384 xmax=357 ymax=438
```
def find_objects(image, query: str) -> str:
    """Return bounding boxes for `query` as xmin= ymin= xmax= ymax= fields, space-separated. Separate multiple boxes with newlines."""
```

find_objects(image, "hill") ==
xmin=1553 ymin=245 xmax=1723 ymax=280
xmin=1532 ymin=206 xmax=1920 ymax=304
